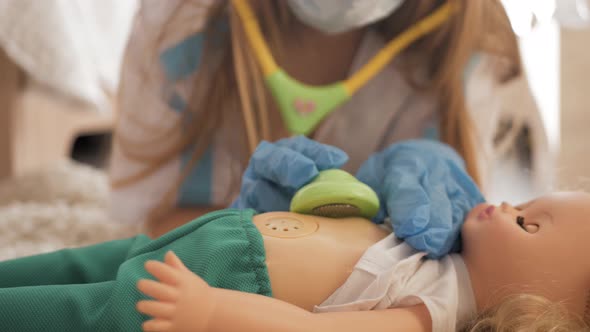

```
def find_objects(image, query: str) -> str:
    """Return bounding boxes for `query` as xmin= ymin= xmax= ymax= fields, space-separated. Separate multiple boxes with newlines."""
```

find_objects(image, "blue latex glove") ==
xmin=231 ymin=136 xmax=349 ymax=212
xmin=356 ymin=139 xmax=485 ymax=258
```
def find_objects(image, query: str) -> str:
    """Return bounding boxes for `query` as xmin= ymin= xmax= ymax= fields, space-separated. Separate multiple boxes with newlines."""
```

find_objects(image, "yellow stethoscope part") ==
xmin=231 ymin=0 xmax=457 ymax=135
xmin=344 ymin=3 xmax=456 ymax=94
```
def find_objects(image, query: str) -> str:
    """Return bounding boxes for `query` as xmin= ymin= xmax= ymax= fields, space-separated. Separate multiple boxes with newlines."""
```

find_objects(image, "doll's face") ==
xmin=461 ymin=192 xmax=590 ymax=313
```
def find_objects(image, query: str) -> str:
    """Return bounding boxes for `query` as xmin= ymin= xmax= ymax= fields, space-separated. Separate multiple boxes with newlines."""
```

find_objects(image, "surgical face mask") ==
xmin=287 ymin=0 xmax=405 ymax=34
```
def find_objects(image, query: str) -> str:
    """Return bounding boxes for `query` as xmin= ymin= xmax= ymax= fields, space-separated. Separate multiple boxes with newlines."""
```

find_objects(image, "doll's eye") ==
xmin=516 ymin=216 xmax=525 ymax=228
xmin=517 ymin=216 xmax=539 ymax=233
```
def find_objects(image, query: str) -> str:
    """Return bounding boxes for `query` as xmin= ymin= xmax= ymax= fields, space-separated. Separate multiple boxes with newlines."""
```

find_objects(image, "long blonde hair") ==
xmin=463 ymin=294 xmax=590 ymax=332
xmin=115 ymin=0 xmax=521 ymax=222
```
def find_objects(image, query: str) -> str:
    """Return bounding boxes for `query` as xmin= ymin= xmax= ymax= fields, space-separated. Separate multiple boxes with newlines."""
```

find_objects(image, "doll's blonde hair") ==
xmin=463 ymin=294 xmax=590 ymax=332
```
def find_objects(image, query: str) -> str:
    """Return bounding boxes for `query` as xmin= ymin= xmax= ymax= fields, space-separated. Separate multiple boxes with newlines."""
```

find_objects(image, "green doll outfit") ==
xmin=0 ymin=209 xmax=271 ymax=332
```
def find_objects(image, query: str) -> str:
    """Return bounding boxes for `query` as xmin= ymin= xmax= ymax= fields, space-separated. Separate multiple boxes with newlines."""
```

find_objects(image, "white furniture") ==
xmin=0 ymin=50 xmax=114 ymax=178
xmin=487 ymin=1 xmax=560 ymax=203
xmin=0 ymin=0 xmax=138 ymax=179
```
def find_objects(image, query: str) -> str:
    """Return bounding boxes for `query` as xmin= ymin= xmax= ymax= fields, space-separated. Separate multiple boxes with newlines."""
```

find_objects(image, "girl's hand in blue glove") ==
xmin=356 ymin=140 xmax=485 ymax=258
xmin=231 ymin=136 xmax=348 ymax=213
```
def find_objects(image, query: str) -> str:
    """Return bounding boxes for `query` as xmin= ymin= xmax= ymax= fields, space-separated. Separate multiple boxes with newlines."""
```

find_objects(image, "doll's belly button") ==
xmin=254 ymin=216 xmax=318 ymax=238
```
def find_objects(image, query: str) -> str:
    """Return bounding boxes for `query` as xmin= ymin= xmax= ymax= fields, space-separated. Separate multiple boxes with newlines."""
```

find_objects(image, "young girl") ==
xmin=109 ymin=0 xmax=533 ymax=232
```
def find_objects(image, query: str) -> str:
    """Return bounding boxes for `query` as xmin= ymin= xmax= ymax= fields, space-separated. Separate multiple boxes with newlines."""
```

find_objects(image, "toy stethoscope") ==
xmin=231 ymin=0 xmax=457 ymax=219
xmin=231 ymin=0 xmax=457 ymax=148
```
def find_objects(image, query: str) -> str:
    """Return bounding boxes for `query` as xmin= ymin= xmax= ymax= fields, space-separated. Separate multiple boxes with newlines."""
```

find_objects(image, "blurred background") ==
xmin=0 ymin=0 xmax=588 ymax=258
xmin=500 ymin=0 xmax=590 ymax=193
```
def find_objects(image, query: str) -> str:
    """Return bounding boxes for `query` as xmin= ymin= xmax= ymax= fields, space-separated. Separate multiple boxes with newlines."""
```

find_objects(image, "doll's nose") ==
xmin=500 ymin=202 xmax=520 ymax=215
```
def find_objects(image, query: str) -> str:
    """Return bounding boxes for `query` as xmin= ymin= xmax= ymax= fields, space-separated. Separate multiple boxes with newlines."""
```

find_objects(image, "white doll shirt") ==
xmin=314 ymin=233 xmax=477 ymax=332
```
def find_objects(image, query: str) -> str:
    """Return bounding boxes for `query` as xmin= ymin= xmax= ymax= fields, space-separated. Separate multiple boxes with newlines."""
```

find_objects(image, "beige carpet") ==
xmin=0 ymin=161 xmax=141 ymax=260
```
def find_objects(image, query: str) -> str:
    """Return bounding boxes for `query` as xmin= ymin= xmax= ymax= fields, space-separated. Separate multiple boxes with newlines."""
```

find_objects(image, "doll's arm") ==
xmin=137 ymin=251 xmax=431 ymax=332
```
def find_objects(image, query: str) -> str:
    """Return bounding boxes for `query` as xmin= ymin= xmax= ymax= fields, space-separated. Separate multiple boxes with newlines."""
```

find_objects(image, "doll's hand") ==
xmin=137 ymin=251 xmax=215 ymax=332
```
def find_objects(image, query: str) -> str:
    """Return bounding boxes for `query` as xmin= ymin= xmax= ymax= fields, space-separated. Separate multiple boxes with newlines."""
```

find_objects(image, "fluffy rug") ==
xmin=0 ymin=161 xmax=141 ymax=260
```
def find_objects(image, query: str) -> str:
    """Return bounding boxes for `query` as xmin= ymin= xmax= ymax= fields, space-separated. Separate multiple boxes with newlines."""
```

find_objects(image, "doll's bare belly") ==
xmin=253 ymin=212 xmax=390 ymax=312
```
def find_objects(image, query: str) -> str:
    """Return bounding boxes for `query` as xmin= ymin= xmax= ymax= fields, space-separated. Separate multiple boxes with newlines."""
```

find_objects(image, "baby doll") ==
xmin=135 ymin=192 xmax=590 ymax=332
xmin=0 ymin=138 xmax=588 ymax=332
xmin=1 ymin=192 xmax=587 ymax=332
xmin=133 ymin=138 xmax=490 ymax=331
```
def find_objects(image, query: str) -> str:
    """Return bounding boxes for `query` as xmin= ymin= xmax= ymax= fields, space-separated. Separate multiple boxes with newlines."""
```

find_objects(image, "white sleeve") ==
xmin=108 ymin=0 xmax=212 ymax=224
xmin=394 ymin=257 xmax=469 ymax=332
